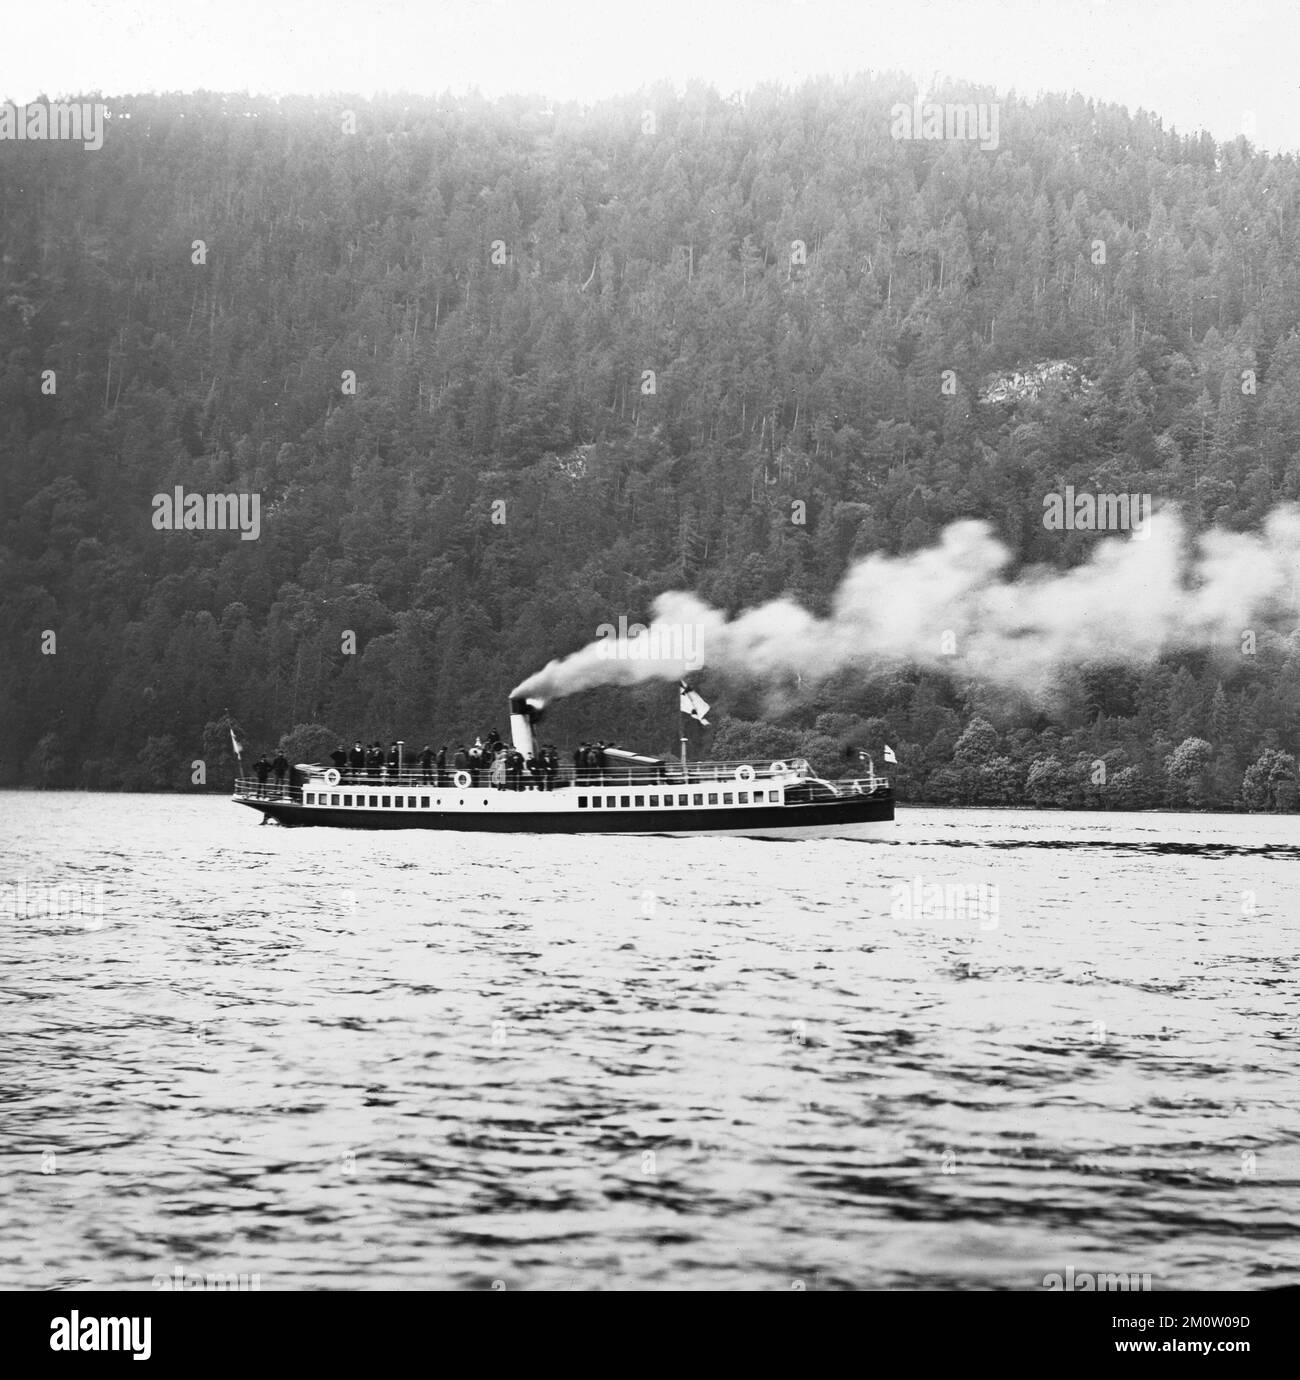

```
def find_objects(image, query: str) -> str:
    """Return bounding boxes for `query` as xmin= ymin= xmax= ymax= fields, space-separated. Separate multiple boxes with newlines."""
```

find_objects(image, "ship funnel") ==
xmin=509 ymin=697 xmax=543 ymax=760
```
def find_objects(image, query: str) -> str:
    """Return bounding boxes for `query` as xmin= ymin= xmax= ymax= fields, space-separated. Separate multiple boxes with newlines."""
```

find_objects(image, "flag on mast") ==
xmin=883 ymin=745 xmax=897 ymax=764
xmin=229 ymin=725 xmax=245 ymax=760
xmin=679 ymin=681 xmax=710 ymax=725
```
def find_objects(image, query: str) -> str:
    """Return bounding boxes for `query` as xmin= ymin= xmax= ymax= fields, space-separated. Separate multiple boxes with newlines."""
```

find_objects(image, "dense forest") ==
xmin=4 ymin=76 xmax=1300 ymax=808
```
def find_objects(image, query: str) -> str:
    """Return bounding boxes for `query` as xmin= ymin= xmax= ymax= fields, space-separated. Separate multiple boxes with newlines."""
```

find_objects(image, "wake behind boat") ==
xmin=232 ymin=697 xmax=894 ymax=840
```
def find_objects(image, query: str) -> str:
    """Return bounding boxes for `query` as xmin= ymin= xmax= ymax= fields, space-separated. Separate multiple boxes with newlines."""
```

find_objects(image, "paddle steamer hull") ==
xmin=234 ymin=788 xmax=894 ymax=839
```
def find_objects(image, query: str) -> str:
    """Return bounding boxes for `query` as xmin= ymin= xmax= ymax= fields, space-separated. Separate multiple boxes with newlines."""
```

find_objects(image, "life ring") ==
xmin=735 ymin=764 xmax=755 ymax=782
xmin=323 ymin=768 xmax=340 ymax=787
xmin=453 ymin=770 xmax=472 ymax=789
xmin=769 ymin=760 xmax=788 ymax=774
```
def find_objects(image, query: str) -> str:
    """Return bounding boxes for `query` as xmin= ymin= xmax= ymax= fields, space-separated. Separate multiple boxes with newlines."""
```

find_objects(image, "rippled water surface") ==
xmin=3 ymin=793 xmax=1298 ymax=1290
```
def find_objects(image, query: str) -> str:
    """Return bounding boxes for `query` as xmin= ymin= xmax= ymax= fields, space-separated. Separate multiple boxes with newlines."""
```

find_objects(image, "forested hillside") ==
xmin=4 ymin=76 xmax=1300 ymax=807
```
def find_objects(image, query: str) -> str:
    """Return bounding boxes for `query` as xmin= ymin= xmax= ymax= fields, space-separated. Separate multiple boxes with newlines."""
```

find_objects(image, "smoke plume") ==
xmin=510 ymin=506 xmax=1300 ymax=707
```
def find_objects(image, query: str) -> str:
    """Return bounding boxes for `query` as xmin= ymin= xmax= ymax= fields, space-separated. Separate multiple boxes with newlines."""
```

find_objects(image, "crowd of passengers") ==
xmin=249 ymin=733 xmax=632 ymax=797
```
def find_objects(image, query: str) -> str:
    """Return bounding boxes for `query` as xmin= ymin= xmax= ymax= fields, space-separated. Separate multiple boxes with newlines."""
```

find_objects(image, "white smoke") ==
xmin=511 ymin=506 xmax=1300 ymax=706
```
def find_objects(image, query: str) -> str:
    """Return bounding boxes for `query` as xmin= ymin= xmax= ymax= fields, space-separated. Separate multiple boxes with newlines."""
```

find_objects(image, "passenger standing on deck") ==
xmin=419 ymin=745 xmax=434 ymax=783
xmin=331 ymin=745 xmax=348 ymax=778
xmin=272 ymin=751 xmax=288 ymax=796
xmin=489 ymin=748 xmax=507 ymax=789
xmin=506 ymin=748 xmax=524 ymax=791
xmin=468 ymin=739 xmax=484 ymax=786
xmin=542 ymin=744 xmax=559 ymax=791
xmin=452 ymin=744 xmax=470 ymax=780
xmin=525 ymin=751 xmax=540 ymax=790
xmin=574 ymin=742 xmax=589 ymax=786
xmin=366 ymin=742 xmax=383 ymax=776
xmin=436 ymin=744 xmax=447 ymax=786
xmin=387 ymin=741 xmax=400 ymax=781
xmin=349 ymin=741 xmax=366 ymax=777
xmin=254 ymin=754 xmax=271 ymax=797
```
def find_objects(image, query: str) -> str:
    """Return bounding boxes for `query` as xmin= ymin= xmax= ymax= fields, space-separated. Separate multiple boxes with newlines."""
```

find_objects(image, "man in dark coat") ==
xmin=366 ymin=742 xmax=383 ymax=772
xmin=349 ymin=741 xmax=366 ymax=775
xmin=331 ymin=745 xmax=348 ymax=776
xmin=387 ymin=741 xmax=400 ymax=780
xmin=506 ymin=748 xmax=524 ymax=791
xmin=419 ymin=745 xmax=434 ymax=783
xmin=254 ymin=754 xmax=271 ymax=797
xmin=452 ymin=745 xmax=470 ymax=777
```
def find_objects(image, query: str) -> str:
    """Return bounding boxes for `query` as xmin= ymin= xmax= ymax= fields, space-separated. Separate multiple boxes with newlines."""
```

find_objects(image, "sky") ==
xmin=3 ymin=0 xmax=1297 ymax=151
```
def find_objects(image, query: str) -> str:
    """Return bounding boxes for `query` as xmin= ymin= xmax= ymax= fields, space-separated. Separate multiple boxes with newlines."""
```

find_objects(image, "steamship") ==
xmin=232 ymin=698 xmax=894 ymax=840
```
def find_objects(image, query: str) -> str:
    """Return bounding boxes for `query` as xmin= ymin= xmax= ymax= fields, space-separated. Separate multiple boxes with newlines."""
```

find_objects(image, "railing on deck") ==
xmin=233 ymin=758 xmax=891 ymax=801
xmin=826 ymin=775 xmax=892 ymax=797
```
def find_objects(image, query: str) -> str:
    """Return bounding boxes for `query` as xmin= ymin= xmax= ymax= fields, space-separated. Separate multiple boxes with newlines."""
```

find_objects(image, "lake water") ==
xmin=2 ymin=793 xmax=1298 ymax=1291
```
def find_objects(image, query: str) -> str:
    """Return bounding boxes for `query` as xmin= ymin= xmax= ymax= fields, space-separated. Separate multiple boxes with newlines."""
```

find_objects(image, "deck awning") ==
xmin=602 ymin=747 xmax=665 ymax=767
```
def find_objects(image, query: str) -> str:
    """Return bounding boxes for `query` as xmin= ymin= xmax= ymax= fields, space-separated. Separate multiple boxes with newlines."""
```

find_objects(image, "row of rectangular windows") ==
xmin=300 ymin=790 xmax=782 ymax=808
xmin=578 ymin=791 xmax=778 ymax=808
